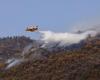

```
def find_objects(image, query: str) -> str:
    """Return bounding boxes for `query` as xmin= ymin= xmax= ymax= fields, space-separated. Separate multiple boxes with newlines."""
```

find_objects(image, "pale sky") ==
xmin=0 ymin=0 xmax=100 ymax=39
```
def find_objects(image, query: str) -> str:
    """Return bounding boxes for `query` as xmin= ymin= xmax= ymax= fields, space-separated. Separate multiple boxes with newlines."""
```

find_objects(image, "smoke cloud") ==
xmin=39 ymin=30 xmax=97 ymax=48
xmin=5 ymin=58 xmax=23 ymax=69
xmin=72 ymin=22 xmax=100 ymax=33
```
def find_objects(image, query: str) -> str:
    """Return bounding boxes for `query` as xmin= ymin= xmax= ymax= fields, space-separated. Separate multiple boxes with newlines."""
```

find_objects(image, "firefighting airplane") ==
xmin=26 ymin=25 xmax=38 ymax=32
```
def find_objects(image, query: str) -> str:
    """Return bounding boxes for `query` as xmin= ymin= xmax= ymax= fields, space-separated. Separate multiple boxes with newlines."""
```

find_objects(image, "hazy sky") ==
xmin=0 ymin=0 xmax=100 ymax=39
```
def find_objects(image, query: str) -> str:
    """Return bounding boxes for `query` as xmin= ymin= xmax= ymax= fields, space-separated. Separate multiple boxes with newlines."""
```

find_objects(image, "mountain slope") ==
xmin=0 ymin=35 xmax=100 ymax=80
xmin=0 ymin=36 xmax=33 ymax=59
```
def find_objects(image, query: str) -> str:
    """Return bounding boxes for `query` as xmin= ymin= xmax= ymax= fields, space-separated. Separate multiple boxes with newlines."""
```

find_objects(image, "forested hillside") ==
xmin=0 ymin=35 xmax=99 ymax=80
xmin=0 ymin=36 xmax=33 ymax=59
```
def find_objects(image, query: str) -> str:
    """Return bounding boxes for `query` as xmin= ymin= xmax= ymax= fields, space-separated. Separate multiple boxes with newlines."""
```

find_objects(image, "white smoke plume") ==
xmin=39 ymin=30 xmax=97 ymax=48
xmin=22 ymin=44 xmax=33 ymax=58
xmin=72 ymin=22 xmax=100 ymax=33
xmin=5 ymin=58 xmax=23 ymax=69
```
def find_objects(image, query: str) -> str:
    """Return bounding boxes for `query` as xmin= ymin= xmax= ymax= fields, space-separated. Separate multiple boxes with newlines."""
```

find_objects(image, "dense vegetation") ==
xmin=0 ymin=36 xmax=33 ymax=59
xmin=0 ymin=35 xmax=100 ymax=80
